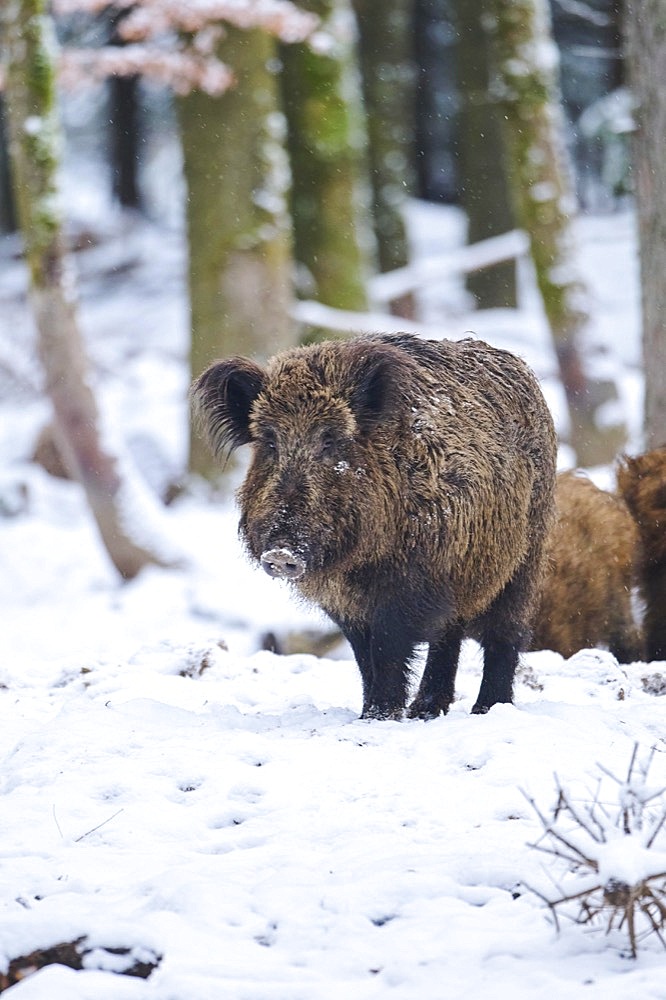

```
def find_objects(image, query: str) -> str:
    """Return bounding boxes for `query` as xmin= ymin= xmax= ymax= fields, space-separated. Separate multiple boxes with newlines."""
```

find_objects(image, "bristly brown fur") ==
xmin=191 ymin=332 xmax=557 ymax=719
xmin=617 ymin=445 xmax=666 ymax=661
xmin=531 ymin=471 xmax=643 ymax=663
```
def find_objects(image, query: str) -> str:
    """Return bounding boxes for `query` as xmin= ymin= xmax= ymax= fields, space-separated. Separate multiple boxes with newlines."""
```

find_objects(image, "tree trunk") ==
xmin=352 ymin=0 xmax=416 ymax=319
xmin=413 ymin=0 xmax=458 ymax=204
xmin=489 ymin=0 xmax=626 ymax=466
xmin=453 ymin=0 xmax=517 ymax=309
xmin=624 ymin=0 xmax=666 ymax=448
xmin=279 ymin=0 xmax=373 ymax=333
xmin=107 ymin=7 xmax=142 ymax=211
xmin=4 ymin=0 xmax=171 ymax=579
xmin=177 ymin=26 xmax=296 ymax=477
xmin=109 ymin=75 xmax=141 ymax=209
xmin=0 ymin=97 xmax=17 ymax=234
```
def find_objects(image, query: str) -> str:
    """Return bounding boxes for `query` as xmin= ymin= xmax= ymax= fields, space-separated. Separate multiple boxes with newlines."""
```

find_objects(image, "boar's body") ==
xmin=193 ymin=333 xmax=557 ymax=719
xmin=617 ymin=445 xmax=666 ymax=661
xmin=531 ymin=471 xmax=643 ymax=663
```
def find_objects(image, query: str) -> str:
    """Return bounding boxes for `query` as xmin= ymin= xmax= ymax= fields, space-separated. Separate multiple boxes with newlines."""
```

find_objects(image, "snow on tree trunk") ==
xmin=177 ymin=26 xmax=296 ymax=478
xmin=4 ymin=0 xmax=175 ymax=579
xmin=454 ymin=0 xmax=517 ymax=309
xmin=489 ymin=0 xmax=627 ymax=466
xmin=624 ymin=0 xmax=666 ymax=448
xmin=352 ymin=0 xmax=416 ymax=319
xmin=280 ymin=0 xmax=373 ymax=335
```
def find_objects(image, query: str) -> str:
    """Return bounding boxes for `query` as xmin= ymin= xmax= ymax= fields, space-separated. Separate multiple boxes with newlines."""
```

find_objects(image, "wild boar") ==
xmin=617 ymin=445 xmax=666 ymax=661
xmin=531 ymin=471 xmax=642 ymax=663
xmin=192 ymin=333 xmax=557 ymax=719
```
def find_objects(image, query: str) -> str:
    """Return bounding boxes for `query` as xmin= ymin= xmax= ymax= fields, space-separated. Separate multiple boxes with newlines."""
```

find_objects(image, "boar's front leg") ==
xmin=343 ymin=614 xmax=417 ymax=721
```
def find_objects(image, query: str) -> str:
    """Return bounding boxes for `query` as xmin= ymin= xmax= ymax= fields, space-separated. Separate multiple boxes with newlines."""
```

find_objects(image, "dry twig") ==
xmin=523 ymin=744 xmax=666 ymax=957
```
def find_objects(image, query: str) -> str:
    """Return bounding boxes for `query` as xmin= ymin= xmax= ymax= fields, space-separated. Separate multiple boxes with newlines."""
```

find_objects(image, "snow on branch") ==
xmin=59 ymin=44 xmax=235 ymax=96
xmin=41 ymin=0 xmax=319 ymax=96
xmin=53 ymin=0 xmax=319 ymax=44
xmin=0 ymin=2 xmax=319 ymax=96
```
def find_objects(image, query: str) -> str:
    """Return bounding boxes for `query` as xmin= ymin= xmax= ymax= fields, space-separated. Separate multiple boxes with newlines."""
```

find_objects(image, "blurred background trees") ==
xmin=1 ymin=0 xmax=661 ymax=502
xmin=2 ymin=0 xmax=173 ymax=578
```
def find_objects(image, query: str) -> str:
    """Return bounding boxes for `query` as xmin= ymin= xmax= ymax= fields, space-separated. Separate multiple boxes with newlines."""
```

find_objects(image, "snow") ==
xmin=1 ymin=193 xmax=665 ymax=998
xmin=597 ymin=837 xmax=666 ymax=889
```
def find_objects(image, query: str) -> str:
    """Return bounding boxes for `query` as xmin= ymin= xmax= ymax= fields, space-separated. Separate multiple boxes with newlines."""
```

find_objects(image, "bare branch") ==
xmin=74 ymin=808 xmax=124 ymax=843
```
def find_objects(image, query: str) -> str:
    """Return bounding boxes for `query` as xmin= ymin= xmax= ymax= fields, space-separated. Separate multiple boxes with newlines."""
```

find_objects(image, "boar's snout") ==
xmin=260 ymin=547 xmax=306 ymax=581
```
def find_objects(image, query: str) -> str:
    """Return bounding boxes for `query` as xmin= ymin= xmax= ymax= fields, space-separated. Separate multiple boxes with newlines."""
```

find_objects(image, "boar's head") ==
xmin=191 ymin=340 xmax=408 ymax=582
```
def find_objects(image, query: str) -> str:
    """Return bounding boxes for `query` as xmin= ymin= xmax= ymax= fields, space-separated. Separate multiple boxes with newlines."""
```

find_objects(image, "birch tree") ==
xmin=488 ymin=0 xmax=626 ymax=465
xmin=624 ymin=0 xmax=666 ymax=448
xmin=3 ymin=0 xmax=172 ymax=578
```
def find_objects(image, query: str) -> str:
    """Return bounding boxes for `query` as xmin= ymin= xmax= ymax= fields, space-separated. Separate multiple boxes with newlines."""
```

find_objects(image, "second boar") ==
xmin=531 ymin=471 xmax=642 ymax=663
xmin=618 ymin=445 xmax=666 ymax=661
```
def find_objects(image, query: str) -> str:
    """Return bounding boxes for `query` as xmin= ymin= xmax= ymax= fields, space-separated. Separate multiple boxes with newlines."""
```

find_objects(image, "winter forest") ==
xmin=1 ymin=0 xmax=666 ymax=997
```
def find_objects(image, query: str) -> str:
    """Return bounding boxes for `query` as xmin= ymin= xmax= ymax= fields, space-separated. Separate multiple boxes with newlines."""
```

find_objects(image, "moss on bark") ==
xmin=177 ymin=27 xmax=296 ymax=477
xmin=490 ymin=0 xmax=626 ymax=465
xmin=280 ymin=0 xmax=372 ymax=330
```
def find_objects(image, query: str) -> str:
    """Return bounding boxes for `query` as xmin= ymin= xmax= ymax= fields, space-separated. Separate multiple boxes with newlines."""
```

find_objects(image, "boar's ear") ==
xmin=347 ymin=344 xmax=401 ymax=433
xmin=190 ymin=358 xmax=266 ymax=458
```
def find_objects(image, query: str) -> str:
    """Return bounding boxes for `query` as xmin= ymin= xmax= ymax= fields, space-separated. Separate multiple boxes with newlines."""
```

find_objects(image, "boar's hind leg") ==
xmin=472 ymin=550 xmax=542 ymax=713
xmin=472 ymin=635 xmax=519 ymax=714
xmin=407 ymin=624 xmax=464 ymax=720
xmin=343 ymin=618 xmax=416 ymax=721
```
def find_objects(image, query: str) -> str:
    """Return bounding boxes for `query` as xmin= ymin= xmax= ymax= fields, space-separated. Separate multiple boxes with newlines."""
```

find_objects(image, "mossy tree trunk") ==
xmin=624 ymin=0 xmax=666 ymax=448
xmin=489 ymin=0 xmax=626 ymax=466
xmin=352 ymin=0 xmax=416 ymax=319
xmin=177 ymin=27 xmax=296 ymax=477
xmin=454 ymin=0 xmax=517 ymax=309
xmin=279 ymin=0 xmax=373 ymax=332
xmin=4 ymin=0 xmax=168 ymax=579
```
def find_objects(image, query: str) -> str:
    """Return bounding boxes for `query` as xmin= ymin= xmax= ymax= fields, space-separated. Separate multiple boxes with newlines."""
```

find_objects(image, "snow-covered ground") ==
xmin=1 ymin=195 xmax=665 ymax=999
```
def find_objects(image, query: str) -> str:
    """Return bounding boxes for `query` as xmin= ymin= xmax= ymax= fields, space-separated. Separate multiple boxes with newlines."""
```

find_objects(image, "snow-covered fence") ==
xmin=290 ymin=228 xmax=530 ymax=336
xmin=369 ymin=228 xmax=529 ymax=306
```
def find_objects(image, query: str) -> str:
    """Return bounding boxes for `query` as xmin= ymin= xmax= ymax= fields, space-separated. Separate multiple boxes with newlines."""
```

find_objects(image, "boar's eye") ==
xmin=258 ymin=430 xmax=278 ymax=457
xmin=315 ymin=430 xmax=337 ymax=461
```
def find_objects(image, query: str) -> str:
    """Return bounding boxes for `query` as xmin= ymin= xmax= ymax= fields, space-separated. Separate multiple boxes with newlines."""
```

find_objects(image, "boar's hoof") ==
xmin=406 ymin=699 xmax=447 ymax=721
xmin=260 ymin=548 xmax=306 ymax=581
xmin=361 ymin=705 xmax=405 ymax=721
